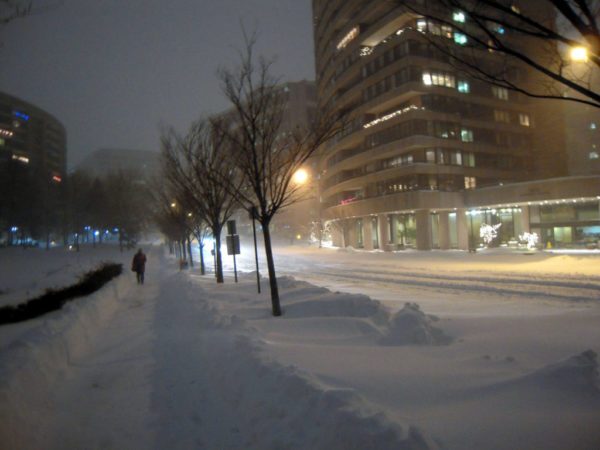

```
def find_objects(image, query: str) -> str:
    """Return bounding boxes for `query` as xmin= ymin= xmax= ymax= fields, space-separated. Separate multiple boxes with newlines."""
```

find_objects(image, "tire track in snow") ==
xmin=314 ymin=269 xmax=599 ymax=302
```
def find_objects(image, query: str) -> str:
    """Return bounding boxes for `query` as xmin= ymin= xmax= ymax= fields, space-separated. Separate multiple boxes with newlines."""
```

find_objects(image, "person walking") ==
xmin=132 ymin=248 xmax=147 ymax=284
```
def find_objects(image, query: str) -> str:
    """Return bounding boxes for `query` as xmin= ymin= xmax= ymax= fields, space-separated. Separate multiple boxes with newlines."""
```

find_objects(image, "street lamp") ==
xmin=293 ymin=168 xmax=308 ymax=184
xmin=570 ymin=46 xmax=588 ymax=62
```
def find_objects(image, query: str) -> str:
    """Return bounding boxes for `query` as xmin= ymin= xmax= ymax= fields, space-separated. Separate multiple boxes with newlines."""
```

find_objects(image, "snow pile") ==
xmin=511 ymin=349 xmax=600 ymax=395
xmin=278 ymin=278 xmax=452 ymax=346
xmin=0 ymin=274 xmax=132 ymax=448
xmin=379 ymin=302 xmax=452 ymax=346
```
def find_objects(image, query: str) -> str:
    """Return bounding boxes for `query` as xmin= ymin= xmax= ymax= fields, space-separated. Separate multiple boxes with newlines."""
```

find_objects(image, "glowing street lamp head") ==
xmin=293 ymin=169 xmax=308 ymax=184
xmin=570 ymin=47 xmax=588 ymax=62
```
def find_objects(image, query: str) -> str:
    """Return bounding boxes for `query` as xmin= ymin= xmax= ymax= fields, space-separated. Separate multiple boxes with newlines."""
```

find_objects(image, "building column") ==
xmin=456 ymin=208 xmax=469 ymax=250
xmin=378 ymin=214 xmax=391 ymax=251
xmin=331 ymin=220 xmax=344 ymax=247
xmin=347 ymin=219 xmax=359 ymax=248
xmin=439 ymin=211 xmax=450 ymax=250
xmin=520 ymin=205 xmax=530 ymax=234
xmin=364 ymin=216 xmax=374 ymax=250
xmin=415 ymin=209 xmax=432 ymax=250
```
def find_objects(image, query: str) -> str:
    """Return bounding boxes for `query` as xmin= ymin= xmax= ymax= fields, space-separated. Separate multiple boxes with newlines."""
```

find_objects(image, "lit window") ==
xmin=461 ymin=129 xmax=474 ymax=142
xmin=451 ymin=150 xmax=462 ymax=165
xmin=11 ymin=154 xmax=29 ymax=164
xmin=492 ymin=86 xmax=509 ymax=100
xmin=458 ymin=81 xmax=470 ymax=93
xmin=336 ymin=26 xmax=360 ymax=50
xmin=464 ymin=176 xmax=476 ymax=189
xmin=442 ymin=25 xmax=453 ymax=39
xmin=426 ymin=149 xmax=436 ymax=162
xmin=0 ymin=138 xmax=4 ymax=146
xmin=590 ymin=152 xmax=599 ymax=159
xmin=0 ymin=127 xmax=13 ymax=137
xmin=417 ymin=19 xmax=427 ymax=33
xmin=519 ymin=113 xmax=530 ymax=126
xmin=453 ymin=11 xmax=466 ymax=23
xmin=454 ymin=33 xmax=467 ymax=45
xmin=591 ymin=123 xmax=597 ymax=130
xmin=423 ymin=70 xmax=455 ymax=88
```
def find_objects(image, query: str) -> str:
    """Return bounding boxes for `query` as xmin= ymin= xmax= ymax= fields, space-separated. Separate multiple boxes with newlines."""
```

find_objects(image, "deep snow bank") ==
xmin=0 ymin=273 xmax=131 ymax=449
xmin=504 ymin=349 xmax=600 ymax=396
xmin=166 ymin=273 xmax=439 ymax=449
xmin=277 ymin=276 xmax=452 ymax=346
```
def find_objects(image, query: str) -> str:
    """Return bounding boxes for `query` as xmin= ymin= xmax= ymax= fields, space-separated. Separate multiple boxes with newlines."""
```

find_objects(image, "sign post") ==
xmin=226 ymin=220 xmax=240 ymax=282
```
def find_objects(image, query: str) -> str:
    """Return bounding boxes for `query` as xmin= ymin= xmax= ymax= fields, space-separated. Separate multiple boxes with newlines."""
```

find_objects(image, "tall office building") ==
xmin=0 ymin=91 xmax=66 ymax=183
xmin=312 ymin=0 xmax=600 ymax=250
xmin=0 ymin=92 xmax=67 ymax=243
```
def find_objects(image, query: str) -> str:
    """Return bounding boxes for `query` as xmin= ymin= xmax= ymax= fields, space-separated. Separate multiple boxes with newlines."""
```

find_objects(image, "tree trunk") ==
xmin=187 ymin=236 xmax=194 ymax=268
xmin=214 ymin=229 xmax=224 ymax=283
xmin=199 ymin=240 xmax=205 ymax=275
xmin=261 ymin=221 xmax=281 ymax=316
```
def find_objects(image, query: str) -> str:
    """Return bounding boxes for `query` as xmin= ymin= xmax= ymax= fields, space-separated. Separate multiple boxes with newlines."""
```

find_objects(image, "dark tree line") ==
xmin=0 ymin=166 xmax=151 ymax=250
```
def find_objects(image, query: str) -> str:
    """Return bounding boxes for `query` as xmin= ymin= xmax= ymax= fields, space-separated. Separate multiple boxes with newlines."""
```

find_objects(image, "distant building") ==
xmin=312 ymin=0 xmax=600 ymax=250
xmin=0 ymin=92 xmax=67 ymax=244
xmin=269 ymin=81 xmax=321 ymax=243
xmin=0 ymin=91 xmax=67 ymax=183
xmin=75 ymin=148 xmax=160 ymax=181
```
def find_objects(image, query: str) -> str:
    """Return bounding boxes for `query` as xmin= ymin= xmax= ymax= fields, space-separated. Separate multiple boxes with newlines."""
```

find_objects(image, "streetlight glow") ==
xmin=570 ymin=47 xmax=588 ymax=62
xmin=293 ymin=169 xmax=308 ymax=184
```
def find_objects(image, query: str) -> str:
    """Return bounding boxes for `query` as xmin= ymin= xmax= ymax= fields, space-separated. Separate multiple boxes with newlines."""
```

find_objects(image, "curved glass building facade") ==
xmin=312 ymin=1 xmax=600 ymax=250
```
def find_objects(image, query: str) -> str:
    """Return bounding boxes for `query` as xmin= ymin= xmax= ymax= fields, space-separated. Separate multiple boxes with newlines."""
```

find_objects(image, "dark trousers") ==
xmin=136 ymin=271 xmax=144 ymax=284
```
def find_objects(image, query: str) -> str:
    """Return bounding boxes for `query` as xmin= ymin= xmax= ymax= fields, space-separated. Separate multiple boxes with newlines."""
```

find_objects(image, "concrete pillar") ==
xmin=457 ymin=208 xmax=469 ymax=250
xmin=439 ymin=211 xmax=450 ymax=250
xmin=378 ymin=214 xmax=391 ymax=250
xmin=520 ymin=205 xmax=530 ymax=234
xmin=364 ymin=216 xmax=374 ymax=250
xmin=347 ymin=219 xmax=359 ymax=248
xmin=331 ymin=222 xmax=344 ymax=247
xmin=415 ymin=209 xmax=432 ymax=250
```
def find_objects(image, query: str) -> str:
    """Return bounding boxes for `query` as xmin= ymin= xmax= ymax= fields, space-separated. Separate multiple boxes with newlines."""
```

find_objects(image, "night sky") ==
xmin=0 ymin=0 xmax=315 ymax=168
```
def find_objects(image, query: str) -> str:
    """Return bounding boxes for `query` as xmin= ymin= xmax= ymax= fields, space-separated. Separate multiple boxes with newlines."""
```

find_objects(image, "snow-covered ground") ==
xmin=0 ymin=243 xmax=599 ymax=449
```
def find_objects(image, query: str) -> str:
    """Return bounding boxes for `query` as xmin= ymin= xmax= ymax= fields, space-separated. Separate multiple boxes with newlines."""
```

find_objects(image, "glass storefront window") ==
xmin=371 ymin=216 xmax=379 ymax=249
xmin=449 ymin=213 xmax=457 ymax=248
xmin=390 ymin=213 xmax=416 ymax=247
xmin=357 ymin=218 xmax=364 ymax=248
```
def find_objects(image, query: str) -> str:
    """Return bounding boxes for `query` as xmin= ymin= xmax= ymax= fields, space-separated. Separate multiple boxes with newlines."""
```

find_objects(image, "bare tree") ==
xmin=161 ymin=119 xmax=241 ymax=283
xmin=217 ymin=35 xmax=343 ymax=316
xmin=151 ymin=184 xmax=191 ymax=261
xmin=1 ymin=1 xmax=32 ymax=25
xmin=396 ymin=0 xmax=600 ymax=107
